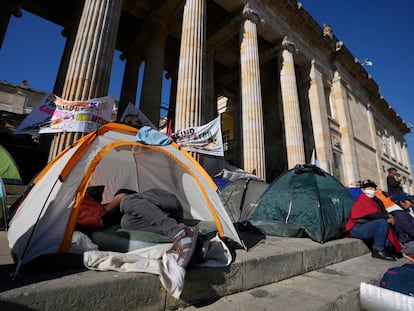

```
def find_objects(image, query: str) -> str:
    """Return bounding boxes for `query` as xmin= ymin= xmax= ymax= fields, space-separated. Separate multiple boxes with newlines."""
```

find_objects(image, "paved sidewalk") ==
xmin=181 ymin=253 xmax=407 ymax=311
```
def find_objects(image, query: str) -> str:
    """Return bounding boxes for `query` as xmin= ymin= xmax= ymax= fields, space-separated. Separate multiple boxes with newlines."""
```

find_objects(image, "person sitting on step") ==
xmin=388 ymin=191 xmax=414 ymax=263
xmin=345 ymin=179 xmax=399 ymax=261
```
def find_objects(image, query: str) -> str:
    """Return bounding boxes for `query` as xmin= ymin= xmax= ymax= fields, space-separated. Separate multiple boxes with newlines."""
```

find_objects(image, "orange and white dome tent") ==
xmin=8 ymin=122 xmax=244 ymax=275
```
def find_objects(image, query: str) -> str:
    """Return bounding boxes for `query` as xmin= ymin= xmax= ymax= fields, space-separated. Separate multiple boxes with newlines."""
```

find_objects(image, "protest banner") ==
xmin=15 ymin=94 xmax=114 ymax=134
xmin=172 ymin=116 xmax=224 ymax=157
xmin=119 ymin=102 xmax=157 ymax=129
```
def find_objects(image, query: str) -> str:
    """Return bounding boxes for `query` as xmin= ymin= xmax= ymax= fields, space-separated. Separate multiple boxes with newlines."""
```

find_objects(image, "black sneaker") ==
xmin=372 ymin=249 xmax=397 ymax=261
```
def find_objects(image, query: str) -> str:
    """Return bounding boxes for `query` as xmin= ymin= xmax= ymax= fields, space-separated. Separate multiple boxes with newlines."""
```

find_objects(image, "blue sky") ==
xmin=0 ymin=1 xmax=413 ymax=172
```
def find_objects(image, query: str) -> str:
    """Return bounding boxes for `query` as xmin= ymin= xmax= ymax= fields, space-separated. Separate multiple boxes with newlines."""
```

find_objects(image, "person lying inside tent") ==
xmin=345 ymin=179 xmax=400 ymax=261
xmin=77 ymin=188 xmax=199 ymax=269
xmin=387 ymin=191 xmax=414 ymax=263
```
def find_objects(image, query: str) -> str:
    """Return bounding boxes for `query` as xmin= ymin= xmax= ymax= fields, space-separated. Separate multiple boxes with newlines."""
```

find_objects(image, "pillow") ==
xmin=77 ymin=192 xmax=105 ymax=229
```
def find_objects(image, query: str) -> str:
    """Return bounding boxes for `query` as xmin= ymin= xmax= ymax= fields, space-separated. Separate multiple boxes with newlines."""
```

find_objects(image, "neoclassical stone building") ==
xmin=1 ymin=0 xmax=412 ymax=192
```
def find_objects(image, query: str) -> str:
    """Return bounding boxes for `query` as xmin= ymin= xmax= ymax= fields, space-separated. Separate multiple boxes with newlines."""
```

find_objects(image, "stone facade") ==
xmin=0 ymin=0 xmax=412 ymax=192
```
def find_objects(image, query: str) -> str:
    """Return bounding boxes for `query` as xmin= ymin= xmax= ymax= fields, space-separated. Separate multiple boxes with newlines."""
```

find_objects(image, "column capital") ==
xmin=281 ymin=36 xmax=298 ymax=53
xmin=148 ymin=12 xmax=169 ymax=35
xmin=242 ymin=3 xmax=264 ymax=25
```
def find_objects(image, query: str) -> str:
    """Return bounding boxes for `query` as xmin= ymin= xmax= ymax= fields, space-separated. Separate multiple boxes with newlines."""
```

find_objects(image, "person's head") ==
xmin=391 ymin=191 xmax=414 ymax=209
xmin=388 ymin=167 xmax=398 ymax=176
xmin=360 ymin=179 xmax=377 ymax=198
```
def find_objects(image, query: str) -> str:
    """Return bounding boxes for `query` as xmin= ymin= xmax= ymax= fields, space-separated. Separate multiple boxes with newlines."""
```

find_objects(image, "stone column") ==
xmin=240 ymin=4 xmax=266 ymax=180
xmin=166 ymin=68 xmax=178 ymax=134
xmin=0 ymin=1 xmax=22 ymax=49
xmin=279 ymin=36 xmax=305 ymax=169
xmin=403 ymin=143 xmax=411 ymax=172
xmin=175 ymin=0 xmax=206 ymax=131
xmin=118 ymin=53 xmax=143 ymax=120
xmin=202 ymin=50 xmax=216 ymax=124
xmin=331 ymin=69 xmax=360 ymax=184
xmin=402 ymin=142 xmax=413 ymax=193
xmin=53 ymin=2 xmax=84 ymax=96
xmin=308 ymin=60 xmax=332 ymax=172
xmin=366 ymin=104 xmax=384 ymax=187
xmin=48 ymin=0 xmax=122 ymax=161
xmin=139 ymin=17 xmax=168 ymax=126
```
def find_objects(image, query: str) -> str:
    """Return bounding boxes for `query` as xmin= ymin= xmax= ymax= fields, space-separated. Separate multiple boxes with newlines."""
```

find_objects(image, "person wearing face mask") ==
xmin=345 ymin=179 xmax=400 ymax=261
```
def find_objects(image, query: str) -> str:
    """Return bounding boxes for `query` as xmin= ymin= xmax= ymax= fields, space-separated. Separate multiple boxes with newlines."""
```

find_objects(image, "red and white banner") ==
xmin=15 ymin=94 xmax=114 ymax=134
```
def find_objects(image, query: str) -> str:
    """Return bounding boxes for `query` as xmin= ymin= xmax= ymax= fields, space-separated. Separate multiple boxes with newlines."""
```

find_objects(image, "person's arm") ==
xmin=103 ymin=193 xmax=128 ymax=213
xmin=393 ymin=211 xmax=414 ymax=239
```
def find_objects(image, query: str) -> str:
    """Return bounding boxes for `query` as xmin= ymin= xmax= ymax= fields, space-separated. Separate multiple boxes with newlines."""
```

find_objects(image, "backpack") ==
xmin=379 ymin=264 xmax=414 ymax=296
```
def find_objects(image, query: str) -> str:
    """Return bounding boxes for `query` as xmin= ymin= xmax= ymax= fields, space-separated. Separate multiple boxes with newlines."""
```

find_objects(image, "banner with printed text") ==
xmin=172 ymin=117 xmax=224 ymax=157
xmin=15 ymin=94 xmax=114 ymax=134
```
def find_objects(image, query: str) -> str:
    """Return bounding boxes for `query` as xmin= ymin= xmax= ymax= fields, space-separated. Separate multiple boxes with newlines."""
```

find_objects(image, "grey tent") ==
xmin=249 ymin=164 xmax=355 ymax=243
xmin=220 ymin=179 xmax=269 ymax=222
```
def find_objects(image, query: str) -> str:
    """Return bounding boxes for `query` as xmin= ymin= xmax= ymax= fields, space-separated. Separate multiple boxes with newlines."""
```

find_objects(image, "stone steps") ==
xmin=1 ymin=232 xmax=403 ymax=311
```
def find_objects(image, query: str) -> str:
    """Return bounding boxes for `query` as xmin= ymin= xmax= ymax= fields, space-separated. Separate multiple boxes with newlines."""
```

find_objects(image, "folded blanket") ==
xmin=83 ymin=233 xmax=232 ymax=299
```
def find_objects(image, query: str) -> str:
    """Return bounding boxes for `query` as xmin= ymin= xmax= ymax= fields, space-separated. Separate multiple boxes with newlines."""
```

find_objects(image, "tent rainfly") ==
xmin=249 ymin=164 xmax=355 ymax=243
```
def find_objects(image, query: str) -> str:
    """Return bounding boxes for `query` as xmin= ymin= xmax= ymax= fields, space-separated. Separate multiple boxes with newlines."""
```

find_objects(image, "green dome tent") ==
xmin=0 ymin=144 xmax=23 ymax=228
xmin=249 ymin=164 xmax=355 ymax=243
xmin=0 ymin=144 xmax=22 ymax=185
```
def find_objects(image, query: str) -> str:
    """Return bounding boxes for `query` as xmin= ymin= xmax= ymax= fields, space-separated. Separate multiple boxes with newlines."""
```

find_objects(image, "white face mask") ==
xmin=363 ymin=189 xmax=376 ymax=198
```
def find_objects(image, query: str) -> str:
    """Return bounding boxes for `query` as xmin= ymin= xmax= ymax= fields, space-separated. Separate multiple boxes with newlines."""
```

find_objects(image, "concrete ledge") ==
xmin=168 ymin=236 xmax=370 ymax=310
xmin=0 ymin=235 xmax=373 ymax=311
xmin=180 ymin=254 xmax=406 ymax=311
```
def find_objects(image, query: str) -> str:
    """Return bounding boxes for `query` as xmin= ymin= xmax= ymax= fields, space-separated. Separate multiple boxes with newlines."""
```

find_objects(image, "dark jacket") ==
xmin=390 ymin=208 xmax=414 ymax=245
xmin=387 ymin=175 xmax=403 ymax=195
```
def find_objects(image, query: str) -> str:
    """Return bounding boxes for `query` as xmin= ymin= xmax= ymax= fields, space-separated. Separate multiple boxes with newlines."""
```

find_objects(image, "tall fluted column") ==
xmin=166 ymin=68 xmax=178 ymax=133
xmin=48 ymin=0 xmax=122 ymax=161
xmin=366 ymin=104 xmax=384 ymax=187
xmin=118 ymin=53 xmax=143 ymax=120
xmin=331 ymin=69 xmax=359 ymax=184
xmin=239 ymin=4 xmax=266 ymax=180
xmin=53 ymin=2 xmax=84 ymax=97
xmin=280 ymin=36 xmax=305 ymax=168
xmin=139 ymin=17 xmax=168 ymax=126
xmin=308 ymin=60 xmax=332 ymax=172
xmin=175 ymin=0 xmax=206 ymax=132
xmin=202 ymin=50 xmax=216 ymax=124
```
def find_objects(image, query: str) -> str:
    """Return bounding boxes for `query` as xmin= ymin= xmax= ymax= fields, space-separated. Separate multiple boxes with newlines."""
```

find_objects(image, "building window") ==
xmin=332 ymin=151 xmax=343 ymax=183
xmin=222 ymin=129 xmax=232 ymax=151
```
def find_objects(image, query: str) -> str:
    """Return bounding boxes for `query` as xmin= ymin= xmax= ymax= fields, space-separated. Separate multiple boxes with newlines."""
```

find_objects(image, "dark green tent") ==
xmin=220 ymin=179 xmax=269 ymax=222
xmin=249 ymin=164 xmax=355 ymax=243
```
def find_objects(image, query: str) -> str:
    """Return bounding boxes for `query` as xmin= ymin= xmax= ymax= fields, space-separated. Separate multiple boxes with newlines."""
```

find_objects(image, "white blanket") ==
xmin=82 ymin=233 xmax=232 ymax=299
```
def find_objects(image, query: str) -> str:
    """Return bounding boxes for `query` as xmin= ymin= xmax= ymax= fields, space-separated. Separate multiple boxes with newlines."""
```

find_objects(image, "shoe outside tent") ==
xmin=7 ymin=122 xmax=244 ymax=276
xmin=249 ymin=164 xmax=355 ymax=243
